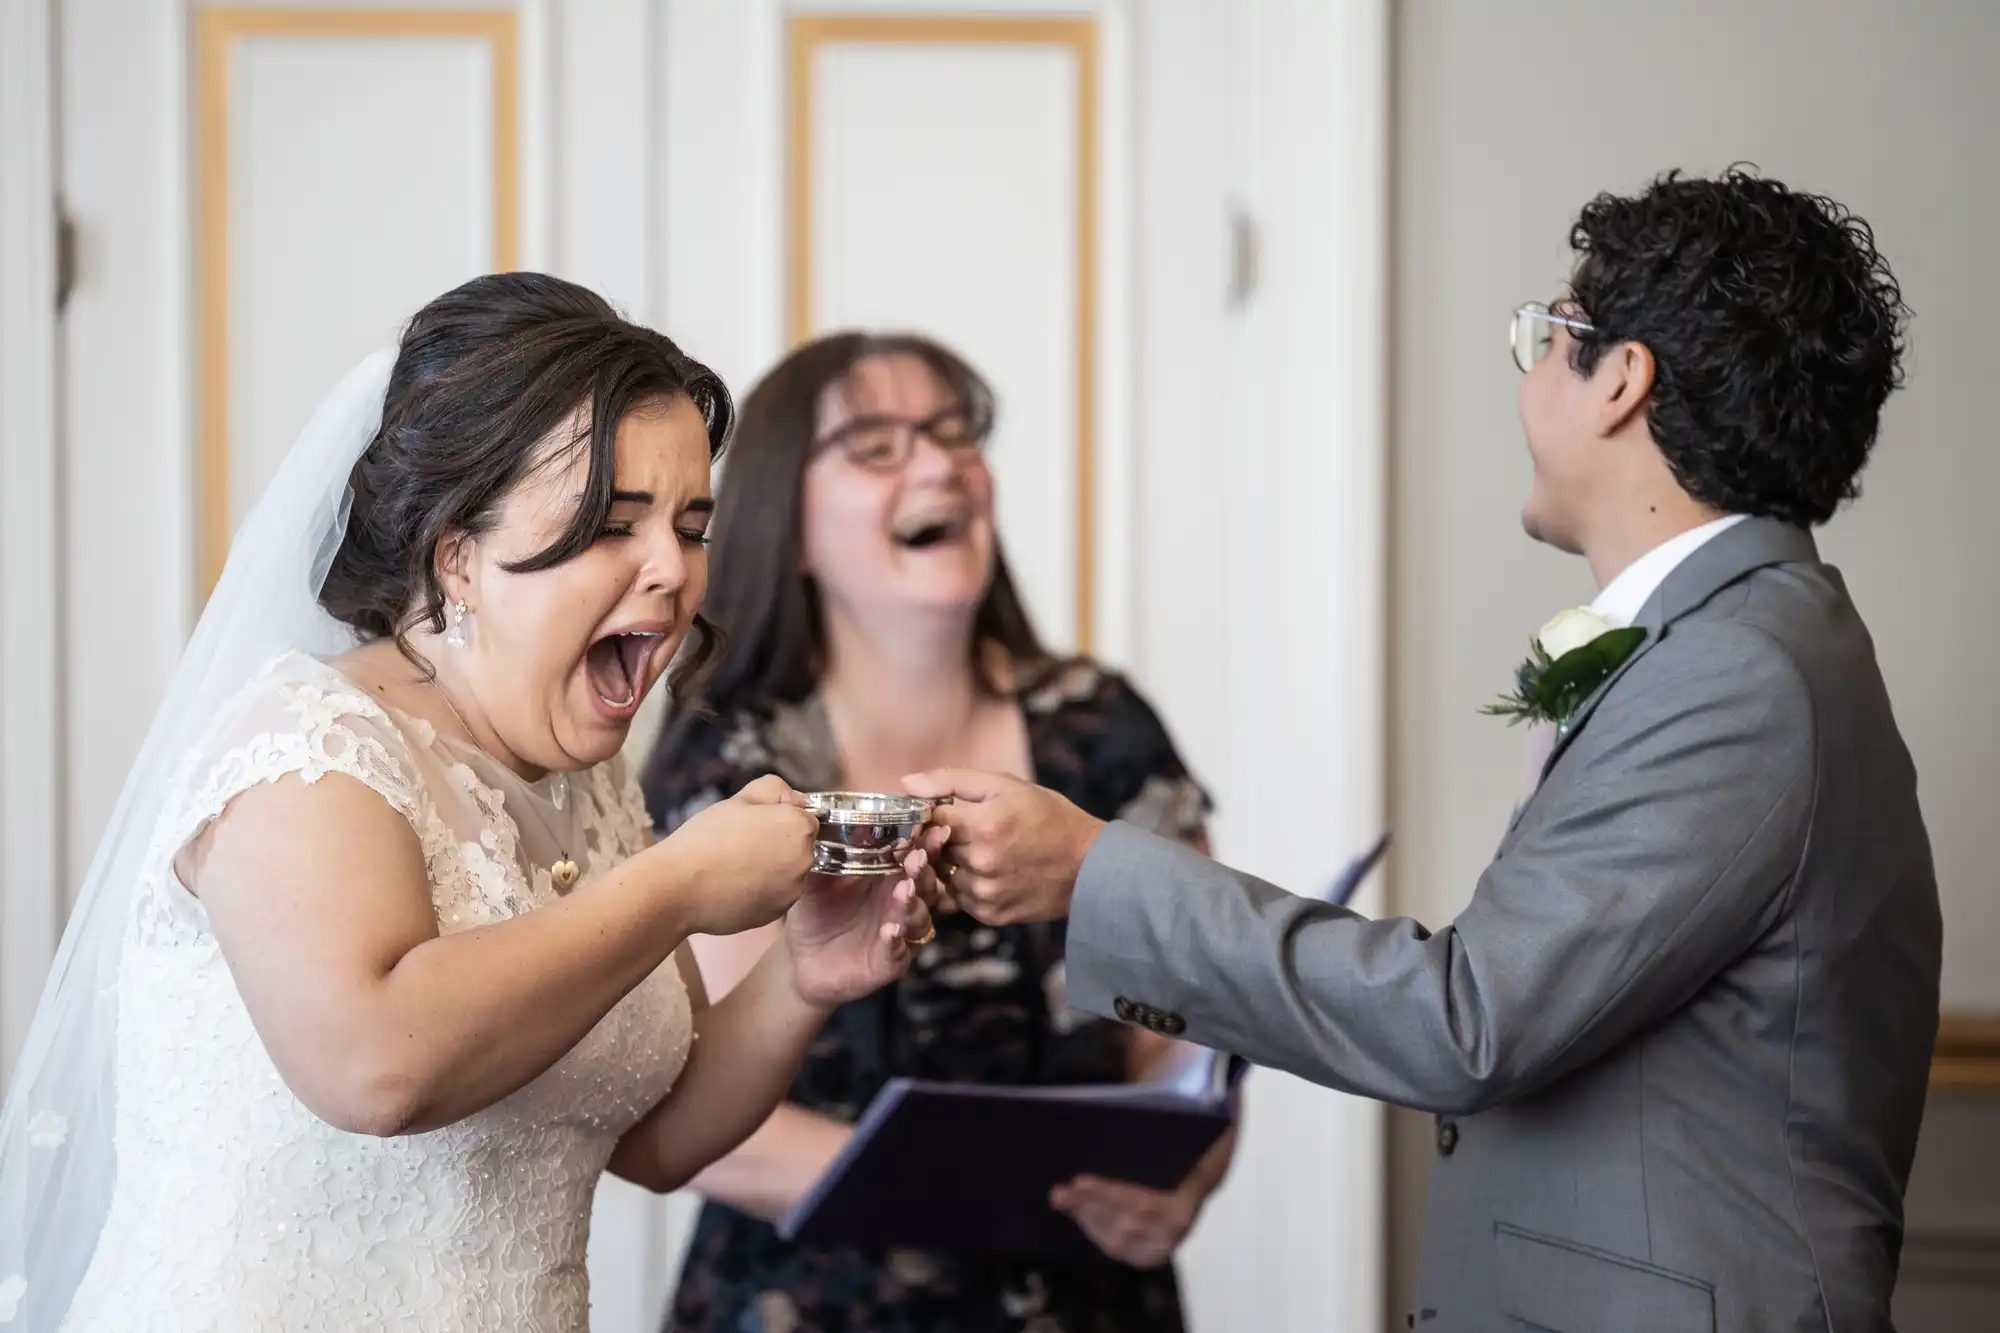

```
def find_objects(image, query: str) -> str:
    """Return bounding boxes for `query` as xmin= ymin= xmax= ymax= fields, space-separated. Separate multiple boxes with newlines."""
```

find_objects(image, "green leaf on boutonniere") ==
xmin=1482 ymin=627 xmax=1647 ymax=728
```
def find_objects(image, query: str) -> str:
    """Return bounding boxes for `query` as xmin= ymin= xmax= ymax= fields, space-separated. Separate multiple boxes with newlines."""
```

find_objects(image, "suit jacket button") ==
xmin=1160 ymin=1013 xmax=1186 ymax=1036
xmin=1113 ymin=996 xmax=1137 ymax=1023
xmin=1436 ymin=1120 xmax=1458 ymax=1156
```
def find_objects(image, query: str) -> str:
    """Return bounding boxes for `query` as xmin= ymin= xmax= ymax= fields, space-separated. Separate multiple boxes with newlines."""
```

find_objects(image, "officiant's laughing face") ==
xmin=800 ymin=352 xmax=998 ymax=622
xmin=443 ymin=396 xmax=715 ymax=770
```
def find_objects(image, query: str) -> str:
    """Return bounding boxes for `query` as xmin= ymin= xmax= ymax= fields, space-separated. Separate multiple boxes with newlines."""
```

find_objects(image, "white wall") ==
xmin=1389 ymin=0 xmax=2000 ymax=1324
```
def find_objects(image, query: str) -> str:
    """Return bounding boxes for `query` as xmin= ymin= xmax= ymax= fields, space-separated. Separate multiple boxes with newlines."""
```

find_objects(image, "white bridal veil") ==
xmin=0 ymin=350 xmax=395 ymax=1328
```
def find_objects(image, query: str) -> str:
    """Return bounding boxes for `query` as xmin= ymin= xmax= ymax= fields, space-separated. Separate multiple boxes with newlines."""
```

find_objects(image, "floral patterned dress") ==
xmin=643 ymin=660 xmax=1211 ymax=1333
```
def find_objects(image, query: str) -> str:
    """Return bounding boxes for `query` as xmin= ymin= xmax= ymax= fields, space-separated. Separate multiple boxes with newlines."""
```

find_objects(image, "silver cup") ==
xmin=802 ymin=791 xmax=949 ymax=876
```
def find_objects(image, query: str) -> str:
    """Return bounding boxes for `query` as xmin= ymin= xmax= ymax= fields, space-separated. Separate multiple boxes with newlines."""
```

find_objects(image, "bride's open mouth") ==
xmin=583 ymin=627 xmax=667 ymax=719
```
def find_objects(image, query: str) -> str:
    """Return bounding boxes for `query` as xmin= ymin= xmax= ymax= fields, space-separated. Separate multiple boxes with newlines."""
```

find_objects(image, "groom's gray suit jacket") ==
xmin=1065 ymin=518 xmax=1940 ymax=1332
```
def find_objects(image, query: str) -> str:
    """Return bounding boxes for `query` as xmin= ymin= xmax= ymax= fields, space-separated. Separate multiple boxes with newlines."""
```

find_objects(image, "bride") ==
xmin=0 ymin=272 xmax=936 ymax=1329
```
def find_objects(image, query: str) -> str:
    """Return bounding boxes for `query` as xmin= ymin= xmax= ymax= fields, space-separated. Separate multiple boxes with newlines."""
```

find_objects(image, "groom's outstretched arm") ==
xmin=919 ymin=620 xmax=1814 ymax=1115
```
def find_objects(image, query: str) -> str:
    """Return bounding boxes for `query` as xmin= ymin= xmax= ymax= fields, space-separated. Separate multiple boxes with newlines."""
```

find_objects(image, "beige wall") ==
xmin=1388 ymin=0 xmax=2000 ymax=1324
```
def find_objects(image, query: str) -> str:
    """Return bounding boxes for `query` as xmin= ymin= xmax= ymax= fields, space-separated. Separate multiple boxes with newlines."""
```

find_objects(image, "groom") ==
xmin=909 ymin=169 xmax=1940 ymax=1331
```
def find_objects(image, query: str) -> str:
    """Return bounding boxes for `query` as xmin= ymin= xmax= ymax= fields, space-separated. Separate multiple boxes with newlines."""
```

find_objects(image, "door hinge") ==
xmin=55 ymin=202 xmax=77 ymax=312
xmin=1227 ymin=204 xmax=1259 ymax=309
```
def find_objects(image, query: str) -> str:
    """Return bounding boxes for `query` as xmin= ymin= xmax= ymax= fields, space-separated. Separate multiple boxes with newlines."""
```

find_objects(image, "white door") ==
xmin=52 ymin=2 xmax=678 ymax=1326
xmin=40 ymin=2 xmax=1387 ymax=1329
xmin=658 ymin=5 xmax=1389 ymax=1330
xmin=0 ymin=0 xmax=63 ymax=1099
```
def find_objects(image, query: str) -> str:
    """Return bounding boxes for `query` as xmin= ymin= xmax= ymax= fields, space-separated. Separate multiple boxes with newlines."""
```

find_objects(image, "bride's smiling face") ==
xmin=443 ymin=396 xmax=714 ymax=774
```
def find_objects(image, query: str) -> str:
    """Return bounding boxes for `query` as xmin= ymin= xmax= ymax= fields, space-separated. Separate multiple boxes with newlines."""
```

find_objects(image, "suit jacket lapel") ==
xmin=1503 ymin=620 xmax=1662 ymax=836
xmin=1527 ymin=517 xmax=1820 ymax=796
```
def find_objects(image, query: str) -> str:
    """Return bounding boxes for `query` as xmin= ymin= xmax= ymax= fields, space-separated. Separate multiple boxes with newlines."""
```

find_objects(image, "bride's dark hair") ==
xmin=318 ymin=272 xmax=734 ymax=696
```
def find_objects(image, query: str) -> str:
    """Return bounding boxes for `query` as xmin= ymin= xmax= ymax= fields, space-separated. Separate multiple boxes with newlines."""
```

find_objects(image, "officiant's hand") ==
xmin=899 ymin=770 xmax=1106 ymax=926
xmin=1049 ymin=1174 xmax=1203 ymax=1269
xmin=782 ymin=845 xmax=939 ymax=1008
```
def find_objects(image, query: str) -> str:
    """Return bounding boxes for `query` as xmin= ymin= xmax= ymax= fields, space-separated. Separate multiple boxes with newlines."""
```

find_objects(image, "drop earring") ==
xmin=445 ymin=599 xmax=471 ymax=649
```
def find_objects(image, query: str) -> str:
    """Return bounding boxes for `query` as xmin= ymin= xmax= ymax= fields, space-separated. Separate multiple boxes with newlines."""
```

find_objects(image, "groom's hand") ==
xmin=900 ymin=769 xmax=1105 ymax=925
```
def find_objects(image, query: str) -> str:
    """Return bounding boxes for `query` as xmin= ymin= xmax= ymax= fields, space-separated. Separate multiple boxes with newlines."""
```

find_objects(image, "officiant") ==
xmin=640 ymin=331 xmax=1238 ymax=1333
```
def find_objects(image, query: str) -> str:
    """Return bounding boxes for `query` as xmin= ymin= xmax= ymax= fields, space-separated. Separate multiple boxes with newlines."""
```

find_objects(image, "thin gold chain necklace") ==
xmin=427 ymin=678 xmax=583 ymax=891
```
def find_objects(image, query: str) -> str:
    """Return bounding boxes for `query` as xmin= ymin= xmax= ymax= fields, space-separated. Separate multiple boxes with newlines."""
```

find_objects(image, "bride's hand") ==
xmin=656 ymin=775 xmax=818 ymax=937
xmin=783 ymin=846 xmax=939 ymax=1007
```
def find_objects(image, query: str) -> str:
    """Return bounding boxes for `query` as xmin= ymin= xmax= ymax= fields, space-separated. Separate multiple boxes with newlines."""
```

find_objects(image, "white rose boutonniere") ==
xmin=1484 ymin=607 xmax=1647 ymax=733
xmin=1534 ymin=607 xmax=1611 ymax=661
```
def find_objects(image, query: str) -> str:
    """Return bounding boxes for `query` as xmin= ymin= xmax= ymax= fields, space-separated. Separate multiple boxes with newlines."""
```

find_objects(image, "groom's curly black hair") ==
xmin=1563 ymin=167 xmax=1910 ymax=526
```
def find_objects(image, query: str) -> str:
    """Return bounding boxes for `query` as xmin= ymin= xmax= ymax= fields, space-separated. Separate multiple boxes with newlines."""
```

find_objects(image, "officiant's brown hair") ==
xmin=653 ymin=331 xmax=1052 ymax=758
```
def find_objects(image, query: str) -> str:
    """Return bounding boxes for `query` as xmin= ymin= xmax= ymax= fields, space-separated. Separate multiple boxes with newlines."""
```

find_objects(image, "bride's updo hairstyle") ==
xmin=319 ymin=272 xmax=734 ymax=695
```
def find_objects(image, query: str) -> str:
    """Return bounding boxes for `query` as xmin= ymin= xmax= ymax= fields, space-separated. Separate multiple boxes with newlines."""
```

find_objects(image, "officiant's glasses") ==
xmin=1511 ymin=301 xmax=1595 ymax=373
xmin=812 ymin=407 xmax=991 ymax=474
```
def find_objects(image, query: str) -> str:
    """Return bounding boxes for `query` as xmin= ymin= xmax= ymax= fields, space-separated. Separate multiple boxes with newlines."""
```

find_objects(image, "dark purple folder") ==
xmin=774 ymin=834 xmax=1390 ymax=1262
xmin=774 ymin=1078 xmax=1236 ymax=1262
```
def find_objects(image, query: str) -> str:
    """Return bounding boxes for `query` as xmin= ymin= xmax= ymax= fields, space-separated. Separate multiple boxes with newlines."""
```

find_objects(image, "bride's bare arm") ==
xmin=607 ymin=923 xmax=851 ymax=1211
xmin=605 ymin=937 xmax=837 ymax=1194
xmin=608 ymin=840 xmax=936 ymax=1195
xmin=192 ymin=770 xmax=811 ymax=1137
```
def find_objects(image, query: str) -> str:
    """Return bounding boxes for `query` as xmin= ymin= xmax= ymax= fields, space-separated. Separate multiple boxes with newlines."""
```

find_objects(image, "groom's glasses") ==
xmin=1511 ymin=301 xmax=1595 ymax=373
xmin=811 ymin=408 xmax=992 ymax=474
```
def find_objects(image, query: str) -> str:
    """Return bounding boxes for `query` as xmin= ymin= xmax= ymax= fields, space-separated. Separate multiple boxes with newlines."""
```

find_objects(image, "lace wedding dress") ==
xmin=54 ymin=651 xmax=693 ymax=1330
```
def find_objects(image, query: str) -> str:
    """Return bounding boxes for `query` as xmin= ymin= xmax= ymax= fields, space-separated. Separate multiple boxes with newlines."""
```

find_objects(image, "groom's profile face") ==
xmin=1515 ymin=305 xmax=1599 ymax=554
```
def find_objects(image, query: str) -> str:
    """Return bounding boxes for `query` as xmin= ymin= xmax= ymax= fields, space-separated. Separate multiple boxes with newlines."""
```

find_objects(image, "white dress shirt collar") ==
xmin=1590 ymin=514 xmax=1750 ymax=629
